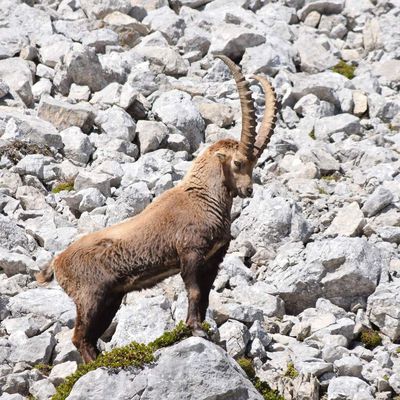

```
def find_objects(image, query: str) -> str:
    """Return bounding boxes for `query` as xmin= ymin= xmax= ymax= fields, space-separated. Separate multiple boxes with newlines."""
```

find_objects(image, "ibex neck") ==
xmin=182 ymin=158 xmax=233 ymax=219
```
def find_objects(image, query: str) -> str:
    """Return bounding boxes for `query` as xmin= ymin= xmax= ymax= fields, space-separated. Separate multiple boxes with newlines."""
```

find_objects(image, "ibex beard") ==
xmin=36 ymin=55 xmax=277 ymax=363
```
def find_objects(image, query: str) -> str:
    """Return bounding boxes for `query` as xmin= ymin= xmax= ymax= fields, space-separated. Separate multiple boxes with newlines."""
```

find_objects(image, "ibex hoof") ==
xmin=192 ymin=328 xmax=209 ymax=340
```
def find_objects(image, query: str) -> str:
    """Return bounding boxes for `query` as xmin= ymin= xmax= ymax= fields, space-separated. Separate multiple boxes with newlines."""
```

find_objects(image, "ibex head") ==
xmin=213 ymin=55 xmax=278 ymax=198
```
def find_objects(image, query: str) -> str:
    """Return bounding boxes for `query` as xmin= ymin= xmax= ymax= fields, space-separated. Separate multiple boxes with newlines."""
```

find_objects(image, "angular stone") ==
xmin=352 ymin=91 xmax=368 ymax=117
xmin=196 ymin=102 xmax=234 ymax=128
xmin=95 ymin=106 xmax=136 ymax=142
xmin=80 ymin=0 xmax=132 ymax=19
xmin=367 ymin=281 xmax=400 ymax=342
xmin=327 ymin=377 xmax=374 ymax=400
xmin=325 ymin=202 xmax=365 ymax=237
xmin=152 ymin=90 xmax=205 ymax=152
xmin=49 ymin=361 xmax=78 ymax=386
xmin=136 ymin=120 xmax=168 ymax=154
xmin=362 ymin=187 xmax=393 ymax=217
xmin=0 ymin=248 xmax=35 ymax=277
xmin=60 ymin=127 xmax=94 ymax=164
xmin=314 ymin=114 xmax=360 ymax=140
xmin=74 ymin=171 xmax=112 ymax=197
xmin=299 ymin=0 xmax=345 ymax=21
xmin=219 ymin=319 xmax=250 ymax=358
xmin=82 ymin=29 xmax=119 ymax=53
xmin=39 ymin=40 xmax=73 ymax=68
xmin=209 ymin=23 xmax=265 ymax=59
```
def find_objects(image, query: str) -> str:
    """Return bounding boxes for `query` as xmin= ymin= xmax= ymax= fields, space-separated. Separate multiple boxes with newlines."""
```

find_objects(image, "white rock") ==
xmin=68 ymin=84 xmax=91 ymax=103
xmin=152 ymin=90 xmax=205 ymax=152
xmin=95 ymin=105 xmax=136 ymax=142
xmin=325 ymin=202 xmax=365 ymax=237
xmin=82 ymin=29 xmax=119 ymax=53
xmin=136 ymin=120 xmax=168 ymax=154
xmin=327 ymin=376 xmax=374 ymax=400
xmin=60 ymin=127 xmax=94 ymax=164
xmin=74 ymin=171 xmax=112 ymax=197
xmin=334 ymin=355 xmax=363 ymax=378
xmin=0 ymin=248 xmax=35 ymax=277
xmin=362 ymin=187 xmax=393 ymax=217
xmin=38 ymin=96 xmax=94 ymax=134
xmin=219 ymin=319 xmax=250 ymax=358
xmin=80 ymin=0 xmax=132 ymax=19
xmin=314 ymin=114 xmax=361 ymax=140
xmin=49 ymin=361 xmax=78 ymax=386
xmin=367 ymin=281 xmax=400 ymax=342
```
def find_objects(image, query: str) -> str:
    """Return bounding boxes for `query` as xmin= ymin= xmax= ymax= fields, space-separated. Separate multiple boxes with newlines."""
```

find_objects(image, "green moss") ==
xmin=34 ymin=363 xmax=52 ymax=376
xmin=52 ymin=322 xmax=191 ymax=400
xmin=201 ymin=321 xmax=212 ymax=336
xmin=318 ymin=186 xmax=328 ymax=195
xmin=360 ymin=328 xmax=382 ymax=350
xmin=51 ymin=179 xmax=75 ymax=194
xmin=322 ymin=175 xmax=339 ymax=182
xmin=383 ymin=374 xmax=389 ymax=381
xmin=396 ymin=347 xmax=400 ymax=354
xmin=237 ymin=357 xmax=284 ymax=400
xmin=309 ymin=130 xmax=316 ymax=140
xmin=284 ymin=362 xmax=299 ymax=379
xmin=332 ymin=60 xmax=356 ymax=80
xmin=237 ymin=357 xmax=256 ymax=380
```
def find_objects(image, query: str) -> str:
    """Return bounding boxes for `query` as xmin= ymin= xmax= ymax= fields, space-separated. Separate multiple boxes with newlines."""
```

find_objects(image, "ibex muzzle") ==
xmin=36 ymin=55 xmax=278 ymax=363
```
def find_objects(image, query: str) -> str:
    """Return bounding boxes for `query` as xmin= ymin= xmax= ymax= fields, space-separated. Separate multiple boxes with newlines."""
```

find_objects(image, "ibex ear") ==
xmin=215 ymin=151 xmax=227 ymax=162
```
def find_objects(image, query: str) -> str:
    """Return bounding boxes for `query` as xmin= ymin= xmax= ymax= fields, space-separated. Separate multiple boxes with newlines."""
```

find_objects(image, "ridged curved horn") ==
xmin=251 ymin=75 xmax=277 ymax=159
xmin=214 ymin=55 xmax=257 ymax=160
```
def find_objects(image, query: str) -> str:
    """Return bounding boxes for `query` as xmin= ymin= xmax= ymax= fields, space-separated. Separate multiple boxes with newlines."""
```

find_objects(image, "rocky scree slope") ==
xmin=0 ymin=0 xmax=400 ymax=399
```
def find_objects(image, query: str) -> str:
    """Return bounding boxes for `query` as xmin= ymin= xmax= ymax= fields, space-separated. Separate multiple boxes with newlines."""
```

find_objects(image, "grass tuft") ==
xmin=284 ymin=362 xmax=299 ymax=379
xmin=359 ymin=328 xmax=382 ymax=350
xmin=237 ymin=358 xmax=284 ymax=400
xmin=33 ymin=363 xmax=52 ymax=376
xmin=51 ymin=179 xmax=75 ymax=194
xmin=309 ymin=130 xmax=316 ymax=140
xmin=332 ymin=60 xmax=356 ymax=80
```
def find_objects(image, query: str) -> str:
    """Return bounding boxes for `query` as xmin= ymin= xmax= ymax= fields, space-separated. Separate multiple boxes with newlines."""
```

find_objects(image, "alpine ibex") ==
xmin=36 ymin=55 xmax=277 ymax=363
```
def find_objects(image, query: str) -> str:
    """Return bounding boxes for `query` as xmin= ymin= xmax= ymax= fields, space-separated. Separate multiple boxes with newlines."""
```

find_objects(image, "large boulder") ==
xmin=67 ymin=337 xmax=263 ymax=400
xmin=264 ymin=237 xmax=387 ymax=314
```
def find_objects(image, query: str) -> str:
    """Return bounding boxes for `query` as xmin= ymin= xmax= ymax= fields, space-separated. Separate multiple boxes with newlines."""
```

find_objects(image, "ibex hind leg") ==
xmin=72 ymin=291 xmax=124 ymax=363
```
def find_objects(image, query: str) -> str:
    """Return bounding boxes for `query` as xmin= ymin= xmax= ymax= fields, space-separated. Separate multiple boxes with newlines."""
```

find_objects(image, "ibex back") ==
xmin=36 ymin=55 xmax=278 ymax=363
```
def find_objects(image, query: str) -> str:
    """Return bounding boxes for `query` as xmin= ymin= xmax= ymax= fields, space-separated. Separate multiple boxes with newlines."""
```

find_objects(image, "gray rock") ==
xmin=60 ymin=127 xmax=94 ymax=164
xmin=367 ymin=281 xmax=400 ymax=342
xmin=74 ymin=171 xmax=112 ymax=197
xmin=368 ymin=93 xmax=400 ymax=123
xmin=95 ymin=106 xmax=136 ymax=142
xmin=29 ymin=379 xmax=56 ymax=400
xmin=241 ymin=37 xmax=296 ymax=76
xmin=0 ymin=248 xmax=34 ymax=277
xmin=362 ymin=187 xmax=393 ymax=217
xmin=80 ymin=0 xmax=132 ymax=19
xmin=314 ymin=114 xmax=360 ymax=141
xmin=39 ymin=40 xmax=73 ymax=68
xmin=68 ymin=84 xmax=91 ymax=103
xmin=111 ymin=295 xmax=174 ymax=347
xmin=9 ymin=331 xmax=56 ymax=365
xmin=376 ymin=226 xmax=400 ymax=244
xmin=265 ymin=237 xmax=386 ymax=314
xmin=0 ymin=215 xmax=34 ymax=252
xmin=63 ymin=45 xmax=108 ymax=92
xmin=327 ymin=376 xmax=374 ymax=400
xmin=38 ymin=96 xmax=94 ymax=134
xmin=219 ymin=319 xmax=250 ymax=358
xmin=0 ymin=58 xmax=34 ymax=106
xmin=49 ymin=361 xmax=78 ymax=386
xmin=68 ymin=337 xmax=263 ymax=400
xmin=294 ymin=94 xmax=335 ymax=118
xmin=32 ymin=78 xmax=52 ymax=101
xmin=143 ymin=7 xmax=185 ymax=45
xmin=0 ymin=107 xmax=63 ymax=149
xmin=325 ymin=202 xmax=365 ymax=237
xmin=106 ymin=181 xmax=152 ymax=224
xmin=295 ymin=33 xmax=339 ymax=73
xmin=299 ymin=0 xmax=345 ymax=21
xmin=8 ymin=288 xmax=76 ymax=327
xmin=82 ymin=29 xmax=119 ymax=53
xmin=231 ymin=187 xmax=311 ymax=259
xmin=136 ymin=120 xmax=168 ymax=154
xmin=334 ymin=355 xmax=363 ymax=378
xmin=209 ymin=23 xmax=265 ymax=59
xmin=90 ymin=82 xmax=122 ymax=106
xmin=152 ymin=90 xmax=205 ymax=152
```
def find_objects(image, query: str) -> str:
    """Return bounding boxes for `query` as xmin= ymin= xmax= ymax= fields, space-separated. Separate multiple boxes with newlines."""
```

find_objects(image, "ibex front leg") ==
xmin=180 ymin=251 xmax=208 ymax=337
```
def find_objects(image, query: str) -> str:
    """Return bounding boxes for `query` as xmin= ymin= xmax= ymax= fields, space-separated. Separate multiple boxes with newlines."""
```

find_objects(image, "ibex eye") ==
xmin=234 ymin=161 xmax=241 ymax=168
